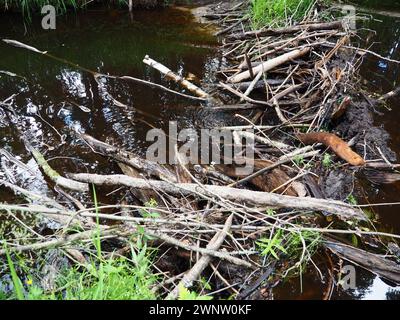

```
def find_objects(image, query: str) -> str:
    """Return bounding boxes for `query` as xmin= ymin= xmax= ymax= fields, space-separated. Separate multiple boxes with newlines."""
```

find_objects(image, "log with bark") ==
xmin=324 ymin=239 xmax=400 ymax=284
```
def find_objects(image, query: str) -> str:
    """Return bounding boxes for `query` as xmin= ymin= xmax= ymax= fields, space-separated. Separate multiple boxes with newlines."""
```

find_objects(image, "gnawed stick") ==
xmin=68 ymin=173 xmax=366 ymax=221
xmin=2 ymin=39 xmax=205 ymax=102
xmin=235 ymin=130 xmax=293 ymax=150
xmin=228 ymin=48 xmax=311 ymax=83
xmin=166 ymin=214 xmax=234 ymax=300
xmin=143 ymin=55 xmax=211 ymax=99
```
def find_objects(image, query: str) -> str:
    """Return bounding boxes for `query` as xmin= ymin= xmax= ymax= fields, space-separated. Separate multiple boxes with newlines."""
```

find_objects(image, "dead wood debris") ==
xmin=1 ymin=0 xmax=400 ymax=300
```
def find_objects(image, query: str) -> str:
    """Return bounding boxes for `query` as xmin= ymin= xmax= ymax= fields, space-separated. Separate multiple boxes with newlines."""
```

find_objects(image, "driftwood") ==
xmin=228 ymin=48 xmax=311 ymax=83
xmin=228 ymin=21 xmax=343 ymax=40
xmin=68 ymin=173 xmax=366 ymax=221
xmin=297 ymin=132 xmax=365 ymax=166
xmin=324 ymin=240 xmax=400 ymax=284
xmin=78 ymin=133 xmax=177 ymax=183
xmin=143 ymin=55 xmax=211 ymax=99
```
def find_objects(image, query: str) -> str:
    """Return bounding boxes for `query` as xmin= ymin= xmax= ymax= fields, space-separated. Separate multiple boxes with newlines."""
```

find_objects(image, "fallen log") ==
xmin=228 ymin=48 xmax=311 ymax=83
xmin=297 ymin=132 xmax=365 ymax=166
xmin=143 ymin=55 xmax=211 ymax=99
xmin=228 ymin=21 xmax=343 ymax=40
xmin=68 ymin=173 xmax=367 ymax=221
xmin=324 ymin=240 xmax=400 ymax=284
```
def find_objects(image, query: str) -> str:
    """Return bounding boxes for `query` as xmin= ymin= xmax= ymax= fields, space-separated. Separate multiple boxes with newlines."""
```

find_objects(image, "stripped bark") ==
xmin=143 ymin=55 xmax=211 ymax=99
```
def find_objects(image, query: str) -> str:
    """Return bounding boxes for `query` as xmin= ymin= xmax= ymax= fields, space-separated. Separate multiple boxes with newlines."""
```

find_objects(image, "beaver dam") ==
xmin=0 ymin=0 xmax=400 ymax=300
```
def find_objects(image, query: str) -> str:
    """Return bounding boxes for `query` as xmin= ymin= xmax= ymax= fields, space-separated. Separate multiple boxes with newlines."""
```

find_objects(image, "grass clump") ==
xmin=250 ymin=0 xmax=317 ymax=28
xmin=61 ymin=246 xmax=157 ymax=300
xmin=0 ymin=186 xmax=158 ymax=300
xmin=1 ymin=241 xmax=158 ymax=300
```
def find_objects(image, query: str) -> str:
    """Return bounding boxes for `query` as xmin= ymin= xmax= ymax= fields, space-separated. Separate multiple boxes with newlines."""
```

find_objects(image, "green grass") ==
xmin=4 ymin=244 xmax=25 ymax=300
xmin=1 ymin=246 xmax=158 ymax=300
xmin=250 ymin=0 xmax=317 ymax=28
xmin=0 ymin=186 xmax=158 ymax=300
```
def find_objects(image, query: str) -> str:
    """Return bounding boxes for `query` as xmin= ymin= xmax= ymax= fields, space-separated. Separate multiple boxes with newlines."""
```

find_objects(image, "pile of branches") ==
xmin=1 ymin=0 xmax=400 ymax=300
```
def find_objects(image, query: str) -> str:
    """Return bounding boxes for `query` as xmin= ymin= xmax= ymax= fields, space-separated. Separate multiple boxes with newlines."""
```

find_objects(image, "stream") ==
xmin=0 ymin=1 xmax=399 ymax=300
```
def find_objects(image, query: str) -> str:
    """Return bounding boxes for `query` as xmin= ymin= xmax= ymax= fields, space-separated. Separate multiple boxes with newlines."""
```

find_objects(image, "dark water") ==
xmin=354 ymin=0 xmax=400 ymax=236
xmin=0 ymin=6 xmax=226 ymax=201
xmin=0 ymin=2 xmax=400 ymax=300
xmin=338 ymin=0 xmax=400 ymax=299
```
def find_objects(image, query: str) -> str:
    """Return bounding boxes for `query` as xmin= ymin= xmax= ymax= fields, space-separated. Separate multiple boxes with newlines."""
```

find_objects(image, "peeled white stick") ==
xmin=143 ymin=55 xmax=211 ymax=99
xmin=228 ymin=48 xmax=311 ymax=83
